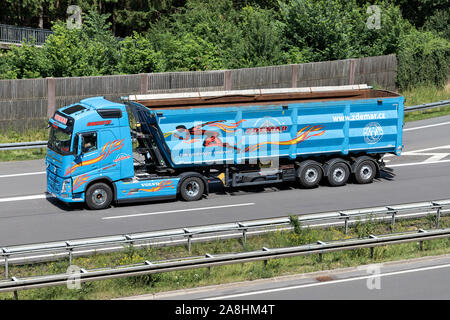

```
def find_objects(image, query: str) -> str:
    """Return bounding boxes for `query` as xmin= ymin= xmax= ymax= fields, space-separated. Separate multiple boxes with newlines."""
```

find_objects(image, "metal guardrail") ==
xmin=0 ymin=100 xmax=447 ymax=151
xmin=1 ymin=198 xmax=449 ymax=272
xmin=0 ymin=24 xmax=53 ymax=46
xmin=404 ymin=100 xmax=450 ymax=113
xmin=0 ymin=227 xmax=448 ymax=293
xmin=0 ymin=141 xmax=47 ymax=151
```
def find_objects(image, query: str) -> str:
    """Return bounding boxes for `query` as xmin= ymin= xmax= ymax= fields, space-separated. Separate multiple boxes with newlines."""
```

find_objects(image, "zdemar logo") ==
xmin=363 ymin=122 xmax=383 ymax=144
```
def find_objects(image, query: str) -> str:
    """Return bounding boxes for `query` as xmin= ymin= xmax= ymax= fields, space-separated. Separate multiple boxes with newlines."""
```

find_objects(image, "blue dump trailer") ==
xmin=45 ymin=85 xmax=404 ymax=209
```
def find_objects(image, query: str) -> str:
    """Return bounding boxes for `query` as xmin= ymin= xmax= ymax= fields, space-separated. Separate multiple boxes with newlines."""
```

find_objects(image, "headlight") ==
xmin=61 ymin=179 xmax=71 ymax=193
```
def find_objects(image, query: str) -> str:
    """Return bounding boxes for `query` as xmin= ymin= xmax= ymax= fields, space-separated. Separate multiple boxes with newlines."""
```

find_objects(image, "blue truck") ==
xmin=45 ymin=85 xmax=404 ymax=209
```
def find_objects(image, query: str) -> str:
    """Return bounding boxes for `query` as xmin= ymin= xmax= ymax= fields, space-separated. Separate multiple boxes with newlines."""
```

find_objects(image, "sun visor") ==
xmin=49 ymin=117 xmax=68 ymax=130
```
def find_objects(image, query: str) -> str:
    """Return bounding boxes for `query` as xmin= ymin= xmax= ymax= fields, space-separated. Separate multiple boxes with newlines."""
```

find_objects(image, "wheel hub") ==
xmin=333 ymin=167 xmax=345 ymax=183
xmin=360 ymin=165 xmax=373 ymax=180
xmin=305 ymin=168 xmax=318 ymax=183
xmin=186 ymin=181 xmax=200 ymax=197
xmin=92 ymin=189 xmax=107 ymax=206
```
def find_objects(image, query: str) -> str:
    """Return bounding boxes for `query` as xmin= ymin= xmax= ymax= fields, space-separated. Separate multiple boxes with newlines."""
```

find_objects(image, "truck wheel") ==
xmin=297 ymin=161 xmax=323 ymax=188
xmin=85 ymin=182 xmax=113 ymax=210
xmin=354 ymin=160 xmax=376 ymax=184
xmin=180 ymin=177 xmax=204 ymax=201
xmin=327 ymin=162 xmax=350 ymax=187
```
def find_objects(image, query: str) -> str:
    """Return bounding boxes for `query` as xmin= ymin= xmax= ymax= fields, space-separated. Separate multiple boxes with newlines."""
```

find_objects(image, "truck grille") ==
xmin=47 ymin=171 xmax=62 ymax=194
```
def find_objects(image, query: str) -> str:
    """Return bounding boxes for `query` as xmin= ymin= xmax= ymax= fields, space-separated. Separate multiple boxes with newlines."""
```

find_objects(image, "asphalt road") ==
xmin=0 ymin=115 xmax=449 ymax=246
xmin=144 ymin=255 xmax=450 ymax=300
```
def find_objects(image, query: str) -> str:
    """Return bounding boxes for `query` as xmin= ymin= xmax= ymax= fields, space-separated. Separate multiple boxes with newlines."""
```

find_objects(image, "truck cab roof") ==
xmin=52 ymin=97 xmax=127 ymax=129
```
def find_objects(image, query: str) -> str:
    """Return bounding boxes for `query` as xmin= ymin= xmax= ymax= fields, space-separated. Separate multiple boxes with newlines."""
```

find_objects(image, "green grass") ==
xmin=0 ymin=128 xmax=47 ymax=161
xmin=0 ymin=215 xmax=448 ymax=300
xmin=402 ymin=83 xmax=450 ymax=122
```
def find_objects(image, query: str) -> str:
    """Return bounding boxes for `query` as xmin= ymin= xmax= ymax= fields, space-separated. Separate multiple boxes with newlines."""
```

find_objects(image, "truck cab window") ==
xmin=82 ymin=132 xmax=97 ymax=153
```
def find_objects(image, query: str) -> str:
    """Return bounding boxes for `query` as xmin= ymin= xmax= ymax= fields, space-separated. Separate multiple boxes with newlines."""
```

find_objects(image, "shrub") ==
xmin=396 ymin=29 xmax=450 ymax=90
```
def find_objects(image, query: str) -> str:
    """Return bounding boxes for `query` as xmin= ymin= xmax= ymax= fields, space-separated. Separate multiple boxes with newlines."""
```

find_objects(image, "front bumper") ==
xmin=46 ymin=171 xmax=84 ymax=203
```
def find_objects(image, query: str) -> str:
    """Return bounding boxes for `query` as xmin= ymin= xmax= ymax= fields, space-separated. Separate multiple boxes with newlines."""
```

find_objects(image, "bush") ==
xmin=117 ymin=32 xmax=164 ymax=74
xmin=396 ymin=29 xmax=450 ymax=90
xmin=423 ymin=8 xmax=450 ymax=41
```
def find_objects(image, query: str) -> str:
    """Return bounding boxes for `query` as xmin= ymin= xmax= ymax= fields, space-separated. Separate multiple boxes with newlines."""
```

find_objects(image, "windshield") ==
xmin=48 ymin=126 xmax=73 ymax=155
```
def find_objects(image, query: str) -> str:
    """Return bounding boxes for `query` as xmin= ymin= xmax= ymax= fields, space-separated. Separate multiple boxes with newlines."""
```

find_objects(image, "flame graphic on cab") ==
xmin=73 ymin=174 xmax=89 ymax=191
xmin=65 ymin=139 xmax=124 ymax=176
xmin=244 ymin=125 xmax=325 ymax=153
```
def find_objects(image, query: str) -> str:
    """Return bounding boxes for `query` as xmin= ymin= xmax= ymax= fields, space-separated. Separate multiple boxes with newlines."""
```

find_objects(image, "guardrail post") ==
xmin=205 ymin=253 xmax=213 ymax=275
xmin=418 ymin=229 xmax=426 ymax=250
xmin=436 ymin=207 xmax=441 ymax=229
xmin=317 ymin=241 xmax=325 ymax=262
xmin=183 ymin=229 xmax=193 ymax=253
xmin=369 ymin=235 xmax=377 ymax=258
xmin=238 ymin=223 xmax=247 ymax=247
xmin=262 ymin=247 xmax=270 ymax=267
xmin=125 ymin=235 xmax=134 ymax=248
xmin=344 ymin=217 xmax=349 ymax=234
xmin=388 ymin=209 xmax=397 ymax=229
xmin=12 ymin=277 xmax=18 ymax=300
xmin=66 ymin=242 xmax=73 ymax=266
xmin=187 ymin=235 xmax=192 ymax=253
xmin=4 ymin=254 xmax=9 ymax=279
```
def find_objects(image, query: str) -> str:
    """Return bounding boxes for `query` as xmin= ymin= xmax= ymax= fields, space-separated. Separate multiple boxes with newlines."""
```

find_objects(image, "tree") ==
xmin=42 ymin=10 xmax=119 ymax=77
xmin=0 ymin=40 xmax=48 ymax=79
xmin=117 ymin=32 xmax=164 ymax=74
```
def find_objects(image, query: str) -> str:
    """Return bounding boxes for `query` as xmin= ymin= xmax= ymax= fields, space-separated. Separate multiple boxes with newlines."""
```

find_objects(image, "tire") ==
xmin=297 ymin=161 xmax=323 ymax=188
xmin=85 ymin=182 xmax=113 ymax=210
xmin=354 ymin=160 xmax=377 ymax=184
xmin=327 ymin=162 xmax=350 ymax=187
xmin=180 ymin=176 xmax=205 ymax=201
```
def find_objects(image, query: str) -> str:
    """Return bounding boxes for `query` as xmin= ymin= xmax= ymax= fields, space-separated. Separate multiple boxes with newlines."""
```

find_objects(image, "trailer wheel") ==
xmin=354 ymin=160 xmax=376 ymax=184
xmin=180 ymin=177 xmax=204 ymax=201
xmin=85 ymin=182 xmax=112 ymax=210
xmin=327 ymin=162 xmax=350 ymax=187
xmin=297 ymin=161 xmax=323 ymax=188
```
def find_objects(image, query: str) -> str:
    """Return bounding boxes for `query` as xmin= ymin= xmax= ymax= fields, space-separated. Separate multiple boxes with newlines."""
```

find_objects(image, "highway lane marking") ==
xmin=387 ymin=159 xmax=450 ymax=168
xmin=102 ymin=203 xmax=256 ymax=220
xmin=0 ymin=171 xmax=45 ymax=179
xmin=404 ymin=120 xmax=450 ymax=132
xmin=205 ymin=262 xmax=450 ymax=300
xmin=0 ymin=194 xmax=49 ymax=202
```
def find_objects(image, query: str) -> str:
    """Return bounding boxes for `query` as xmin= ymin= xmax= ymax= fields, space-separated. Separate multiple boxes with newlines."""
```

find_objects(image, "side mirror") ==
xmin=77 ymin=134 xmax=84 ymax=157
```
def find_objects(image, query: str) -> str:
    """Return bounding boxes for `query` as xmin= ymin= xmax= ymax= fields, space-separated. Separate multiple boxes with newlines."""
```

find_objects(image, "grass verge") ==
xmin=0 ymin=128 xmax=47 ymax=162
xmin=0 ymin=215 xmax=448 ymax=300
xmin=403 ymin=83 xmax=450 ymax=122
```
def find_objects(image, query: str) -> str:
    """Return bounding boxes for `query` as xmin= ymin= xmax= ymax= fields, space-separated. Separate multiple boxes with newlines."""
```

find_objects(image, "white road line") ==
xmin=387 ymin=159 xmax=450 ymax=168
xmin=403 ymin=144 xmax=450 ymax=154
xmin=404 ymin=121 xmax=450 ymax=132
xmin=0 ymin=194 xmax=49 ymax=202
xmin=206 ymin=263 xmax=450 ymax=300
xmin=102 ymin=202 xmax=256 ymax=220
xmin=0 ymin=171 xmax=45 ymax=179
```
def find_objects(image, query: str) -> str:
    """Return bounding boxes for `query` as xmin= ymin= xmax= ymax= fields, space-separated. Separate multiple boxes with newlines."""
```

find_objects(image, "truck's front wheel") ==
xmin=180 ymin=177 xmax=204 ymax=201
xmin=85 ymin=182 xmax=113 ymax=210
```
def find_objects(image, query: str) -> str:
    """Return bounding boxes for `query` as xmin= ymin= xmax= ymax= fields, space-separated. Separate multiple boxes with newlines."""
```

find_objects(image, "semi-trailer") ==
xmin=45 ymin=85 xmax=404 ymax=209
